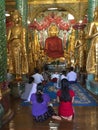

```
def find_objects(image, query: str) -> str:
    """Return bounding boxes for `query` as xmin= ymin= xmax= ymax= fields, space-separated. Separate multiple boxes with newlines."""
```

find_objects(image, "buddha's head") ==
xmin=48 ymin=24 xmax=59 ymax=37
xmin=11 ymin=10 xmax=22 ymax=24
xmin=94 ymin=6 xmax=98 ymax=20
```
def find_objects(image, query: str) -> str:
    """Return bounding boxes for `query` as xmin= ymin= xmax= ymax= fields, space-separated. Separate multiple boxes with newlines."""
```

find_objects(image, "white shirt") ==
xmin=27 ymin=83 xmax=37 ymax=101
xmin=32 ymin=73 xmax=44 ymax=84
xmin=67 ymin=71 xmax=77 ymax=81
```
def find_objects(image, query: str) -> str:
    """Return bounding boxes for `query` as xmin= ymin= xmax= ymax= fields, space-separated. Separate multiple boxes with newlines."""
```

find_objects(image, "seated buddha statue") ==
xmin=7 ymin=10 xmax=28 ymax=80
xmin=44 ymin=24 xmax=64 ymax=58
xmin=86 ymin=6 xmax=98 ymax=81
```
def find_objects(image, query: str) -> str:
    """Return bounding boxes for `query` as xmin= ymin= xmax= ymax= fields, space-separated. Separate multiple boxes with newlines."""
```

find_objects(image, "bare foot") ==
xmin=52 ymin=116 xmax=62 ymax=121
xmin=67 ymin=115 xmax=73 ymax=121
xmin=61 ymin=116 xmax=73 ymax=121
xmin=61 ymin=116 xmax=68 ymax=120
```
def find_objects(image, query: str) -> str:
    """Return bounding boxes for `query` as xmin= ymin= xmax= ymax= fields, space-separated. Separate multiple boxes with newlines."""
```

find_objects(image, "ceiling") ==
xmin=5 ymin=0 xmax=88 ymax=22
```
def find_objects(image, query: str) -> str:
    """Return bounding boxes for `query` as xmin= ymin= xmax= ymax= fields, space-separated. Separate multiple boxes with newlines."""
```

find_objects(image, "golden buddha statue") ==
xmin=67 ymin=29 xmax=76 ymax=67
xmin=86 ymin=6 xmax=98 ymax=81
xmin=75 ymin=30 xmax=86 ymax=69
xmin=48 ymin=24 xmax=59 ymax=37
xmin=68 ymin=29 xmax=76 ymax=54
xmin=7 ymin=10 xmax=28 ymax=80
xmin=28 ymin=33 xmax=35 ymax=74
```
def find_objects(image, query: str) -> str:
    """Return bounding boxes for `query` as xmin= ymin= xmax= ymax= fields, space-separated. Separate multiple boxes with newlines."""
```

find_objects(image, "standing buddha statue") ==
xmin=75 ymin=30 xmax=86 ymax=70
xmin=7 ymin=10 xmax=28 ymax=80
xmin=86 ymin=6 xmax=98 ymax=81
xmin=68 ymin=29 xmax=76 ymax=55
xmin=68 ymin=29 xmax=76 ymax=66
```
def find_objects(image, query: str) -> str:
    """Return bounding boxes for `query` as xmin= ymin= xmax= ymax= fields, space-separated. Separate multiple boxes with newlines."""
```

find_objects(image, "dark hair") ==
xmin=70 ymin=67 xmax=74 ymax=71
xmin=60 ymin=79 xmax=71 ymax=102
xmin=36 ymin=83 xmax=43 ymax=103
xmin=34 ymin=68 xmax=39 ymax=73
xmin=28 ymin=77 xmax=34 ymax=84
xmin=62 ymin=70 xmax=66 ymax=75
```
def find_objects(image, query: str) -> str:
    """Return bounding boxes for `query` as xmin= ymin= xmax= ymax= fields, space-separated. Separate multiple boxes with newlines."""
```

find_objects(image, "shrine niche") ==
xmin=29 ymin=12 xmax=71 ymax=60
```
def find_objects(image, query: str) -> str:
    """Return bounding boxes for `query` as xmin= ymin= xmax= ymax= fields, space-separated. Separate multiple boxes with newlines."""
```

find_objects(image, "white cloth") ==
xmin=32 ymin=73 xmax=44 ymax=84
xmin=51 ymin=73 xmax=60 ymax=88
xmin=66 ymin=71 xmax=77 ymax=81
xmin=7 ymin=73 xmax=13 ymax=82
xmin=51 ymin=73 xmax=59 ymax=79
xmin=61 ymin=75 xmax=67 ymax=80
xmin=21 ymin=82 xmax=37 ymax=100
xmin=27 ymin=83 xmax=37 ymax=101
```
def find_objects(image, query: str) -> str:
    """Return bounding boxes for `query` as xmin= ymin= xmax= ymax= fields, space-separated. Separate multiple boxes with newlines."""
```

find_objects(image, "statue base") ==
xmin=9 ymin=80 xmax=25 ymax=97
xmin=0 ymin=87 xmax=14 ymax=128
xmin=79 ymin=72 xmax=87 ymax=85
xmin=89 ymin=81 xmax=98 ymax=95
xmin=86 ymin=73 xmax=98 ymax=95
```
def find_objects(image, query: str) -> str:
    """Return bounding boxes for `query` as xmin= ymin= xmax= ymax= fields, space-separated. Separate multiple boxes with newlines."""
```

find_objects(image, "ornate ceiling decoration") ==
xmin=6 ymin=0 xmax=88 ymax=24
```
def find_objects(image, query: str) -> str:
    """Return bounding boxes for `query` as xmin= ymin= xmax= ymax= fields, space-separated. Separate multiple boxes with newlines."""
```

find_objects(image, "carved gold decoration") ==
xmin=6 ymin=0 xmax=88 ymax=22
xmin=28 ymin=0 xmax=88 ymax=4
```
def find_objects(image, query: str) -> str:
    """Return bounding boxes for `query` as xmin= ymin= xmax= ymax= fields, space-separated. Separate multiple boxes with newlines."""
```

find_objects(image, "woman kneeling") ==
xmin=30 ymin=83 xmax=61 ymax=122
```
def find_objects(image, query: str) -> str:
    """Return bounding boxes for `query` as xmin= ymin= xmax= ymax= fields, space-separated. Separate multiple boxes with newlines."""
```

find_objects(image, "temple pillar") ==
xmin=95 ymin=0 xmax=98 ymax=8
xmin=15 ymin=0 xmax=28 ymax=49
xmin=15 ymin=0 xmax=28 ymax=58
xmin=15 ymin=0 xmax=28 ymax=27
xmin=88 ymin=0 xmax=96 ymax=23
xmin=0 ymin=0 xmax=14 ymax=128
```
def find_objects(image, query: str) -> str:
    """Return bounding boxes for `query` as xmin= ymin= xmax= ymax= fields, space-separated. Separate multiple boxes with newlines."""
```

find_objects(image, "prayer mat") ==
xmin=69 ymin=83 xmax=98 ymax=106
xmin=44 ymin=82 xmax=98 ymax=106
xmin=20 ymin=83 xmax=98 ymax=107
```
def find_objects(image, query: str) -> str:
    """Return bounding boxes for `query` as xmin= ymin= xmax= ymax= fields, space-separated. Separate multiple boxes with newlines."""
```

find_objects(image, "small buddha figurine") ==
xmin=86 ymin=6 xmax=98 ymax=81
xmin=44 ymin=24 xmax=64 ymax=58
xmin=7 ymin=10 xmax=28 ymax=80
